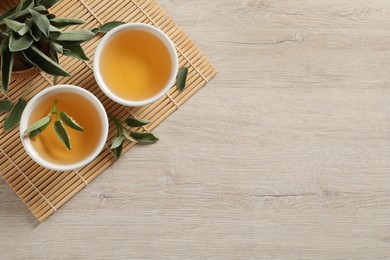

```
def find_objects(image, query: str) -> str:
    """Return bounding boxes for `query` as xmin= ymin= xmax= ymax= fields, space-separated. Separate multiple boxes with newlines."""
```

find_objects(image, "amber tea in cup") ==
xmin=94 ymin=23 xmax=178 ymax=107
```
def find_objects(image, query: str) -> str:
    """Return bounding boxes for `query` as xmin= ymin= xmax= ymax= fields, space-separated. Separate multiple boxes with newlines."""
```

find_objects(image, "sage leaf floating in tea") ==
xmin=25 ymin=115 xmax=51 ymax=133
xmin=59 ymin=112 xmax=83 ymax=131
xmin=29 ymin=118 xmax=51 ymax=138
xmin=53 ymin=120 xmax=71 ymax=150
xmin=25 ymin=100 xmax=84 ymax=149
xmin=4 ymin=98 xmax=27 ymax=131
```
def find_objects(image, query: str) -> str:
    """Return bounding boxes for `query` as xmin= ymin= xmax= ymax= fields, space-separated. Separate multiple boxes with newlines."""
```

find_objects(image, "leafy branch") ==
xmin=25 ymin=100 xmax=83 ymax=149
xmin=109 ymin=116 xmax=159 ymax=160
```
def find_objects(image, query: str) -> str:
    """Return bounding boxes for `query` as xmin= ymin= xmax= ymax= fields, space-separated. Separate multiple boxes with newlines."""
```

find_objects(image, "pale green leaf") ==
xmin=4 ymin=98 xmax=27 ymax=131
xmin=29 ymin=118 xmax=51 ymax=138
xmin=22 ymin=45 xmax=70 ymax=76
xmin=62 ymin=45 xmax=89 ymax=61
xmin=130 ymin=132 xmax=159 ymax=143
xmin=4 ymin=18 xmax=25 ymax=32
xmin=93 ymin=21 xmax=125 ymax=34
xmin=9 ymin=33 xmax=34 ymax=51
xmin=25 ymin=115 xmax=51 ymax=133
xmin=59 ymin=112 xmax=83 ymax=131
xmin=18 ymin=18 xmax=33 ymax=36
xmin=50 ymin=18 xmax=85 ymax=28
xmin=111 ymin=135 xmax=124 ymax=149
xmin=53 ymin=121 xmax=71 ymax=150
xmin=177 ymin=66 xmax=188 ymax=92
xmin=52 ymin=29 xmax=95 ymax=42
xmin=30 ymin=8 xmax=50 ymax=37
xmin=1 ymin=49 xmax=14 ymax=94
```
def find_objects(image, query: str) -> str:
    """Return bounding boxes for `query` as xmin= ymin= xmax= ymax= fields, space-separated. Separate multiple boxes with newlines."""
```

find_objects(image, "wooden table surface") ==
xmin=2 ymin=0 xmax=390 ymax=259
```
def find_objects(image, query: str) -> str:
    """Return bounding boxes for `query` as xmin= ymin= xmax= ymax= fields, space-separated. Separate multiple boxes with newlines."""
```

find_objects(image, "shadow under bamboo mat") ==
xmin=0 ymin=0 xmax=216 ymax=222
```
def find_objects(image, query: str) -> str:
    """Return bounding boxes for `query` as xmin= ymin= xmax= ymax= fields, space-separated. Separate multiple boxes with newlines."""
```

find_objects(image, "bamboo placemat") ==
xmin=0 ymin=0 xmax=216 ymax=222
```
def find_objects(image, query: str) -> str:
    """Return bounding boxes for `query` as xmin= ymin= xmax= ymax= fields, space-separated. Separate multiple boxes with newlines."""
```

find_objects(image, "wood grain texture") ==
xmin=1 ymin=0 xmax=390 ymax=258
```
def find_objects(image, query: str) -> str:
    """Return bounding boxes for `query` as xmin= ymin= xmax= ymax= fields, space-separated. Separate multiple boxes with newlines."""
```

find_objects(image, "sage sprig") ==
xmin=0 ymin=0 xmax=125 ymax=94
xmin=109 ymin=116 xmax=159 ymax=160
xmin=25 ymin=100 xmax=83 ymax=150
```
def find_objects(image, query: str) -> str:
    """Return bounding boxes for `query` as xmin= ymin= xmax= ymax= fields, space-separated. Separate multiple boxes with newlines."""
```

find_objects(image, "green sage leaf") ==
xmin=33 ymin=5 xmax=47 ymax=12
xmin=125 ymin=118 xmax=150 ymax=128
xmin=113 ymin=142 xmax=122 ymax=160
xmin=11 ymin=0 xmax=34 ymax=20
xmin=62 ymin=45 xmax=89 ymax=61
xmin=29 ymin=118 xmax=51 ymax=138
xmin=22 ymin=45 xmax=70 ymax=76
xmin=18 ymin=18 xmax=33 ymax=36
xmin=1 ymin=49 xmax=14 ymax=94
xmin=38 ymin=0 xmax=61 ymax=9
xmin=3 ymin=19 xmax=25 ymax=32
xmin=123 ymin=132 xmax=138 ymax=143
xmin=52 ymin=29 xmax=95 ymax=42
xmin=130 ymin=132 xmax=159 ymax=143
xmin=0 ymin=100 xmax=13 ymax=114
xmin=53 ymin=120 xmax=71 ymax=150
xmin=93 ymin=21 xmax=125 ymax=34
xmin=4 ymin=98 xmax=27 ymax=131
xmin=0 ymin=37 xmax=9 ymax=55
xmin=46 ymin=14 xmax=56 ymax=19
xmin=59 ymin=112 xmax=83 ymax=131
xmin=30 ymin=25 xmax=42 ymax=41
xmin=50 ymin=41 xmax=63 ymax=54
xmin=50 ymin=18 xmax=85 ymax=28
xmin=177 ymin=66 xmax=188 ymax=92
xmin=111 ymin=135 xmax=124 ymax=149
xmin=110 ymin=116 xmax=123 ymax=136
xmin=25 ymin=115 xmax=51 ymax=133
xmin=49 ymin=25 xmax=61 ymax=33
xmin=29 ymin=8 xmax=50 ymax=37
xmin=9 ymin=33 xmax=34 ymax=52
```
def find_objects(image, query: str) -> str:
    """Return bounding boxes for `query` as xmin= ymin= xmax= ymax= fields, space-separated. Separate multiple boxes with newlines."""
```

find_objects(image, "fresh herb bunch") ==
xmin=0 ymin=0 xmax=124 ymax=93
xmin=25 ymin=100 xmax=83 ymax=149
xmin=109 ymin=116 xmax=159 ymax=160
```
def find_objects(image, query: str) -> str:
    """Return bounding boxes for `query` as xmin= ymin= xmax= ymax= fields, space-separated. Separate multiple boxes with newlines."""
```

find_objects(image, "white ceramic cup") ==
xmin=19 ymin=85 xmax=109 ymax=171
xmin=93 ymin=23 xmax=179 ymax=107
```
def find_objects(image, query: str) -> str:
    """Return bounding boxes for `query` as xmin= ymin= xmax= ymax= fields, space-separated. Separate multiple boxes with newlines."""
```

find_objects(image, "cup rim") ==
xmin=93 ymin=22 xmax=179 ymax=107
xmin=19 ymin=85 xmax=109 ymax=172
